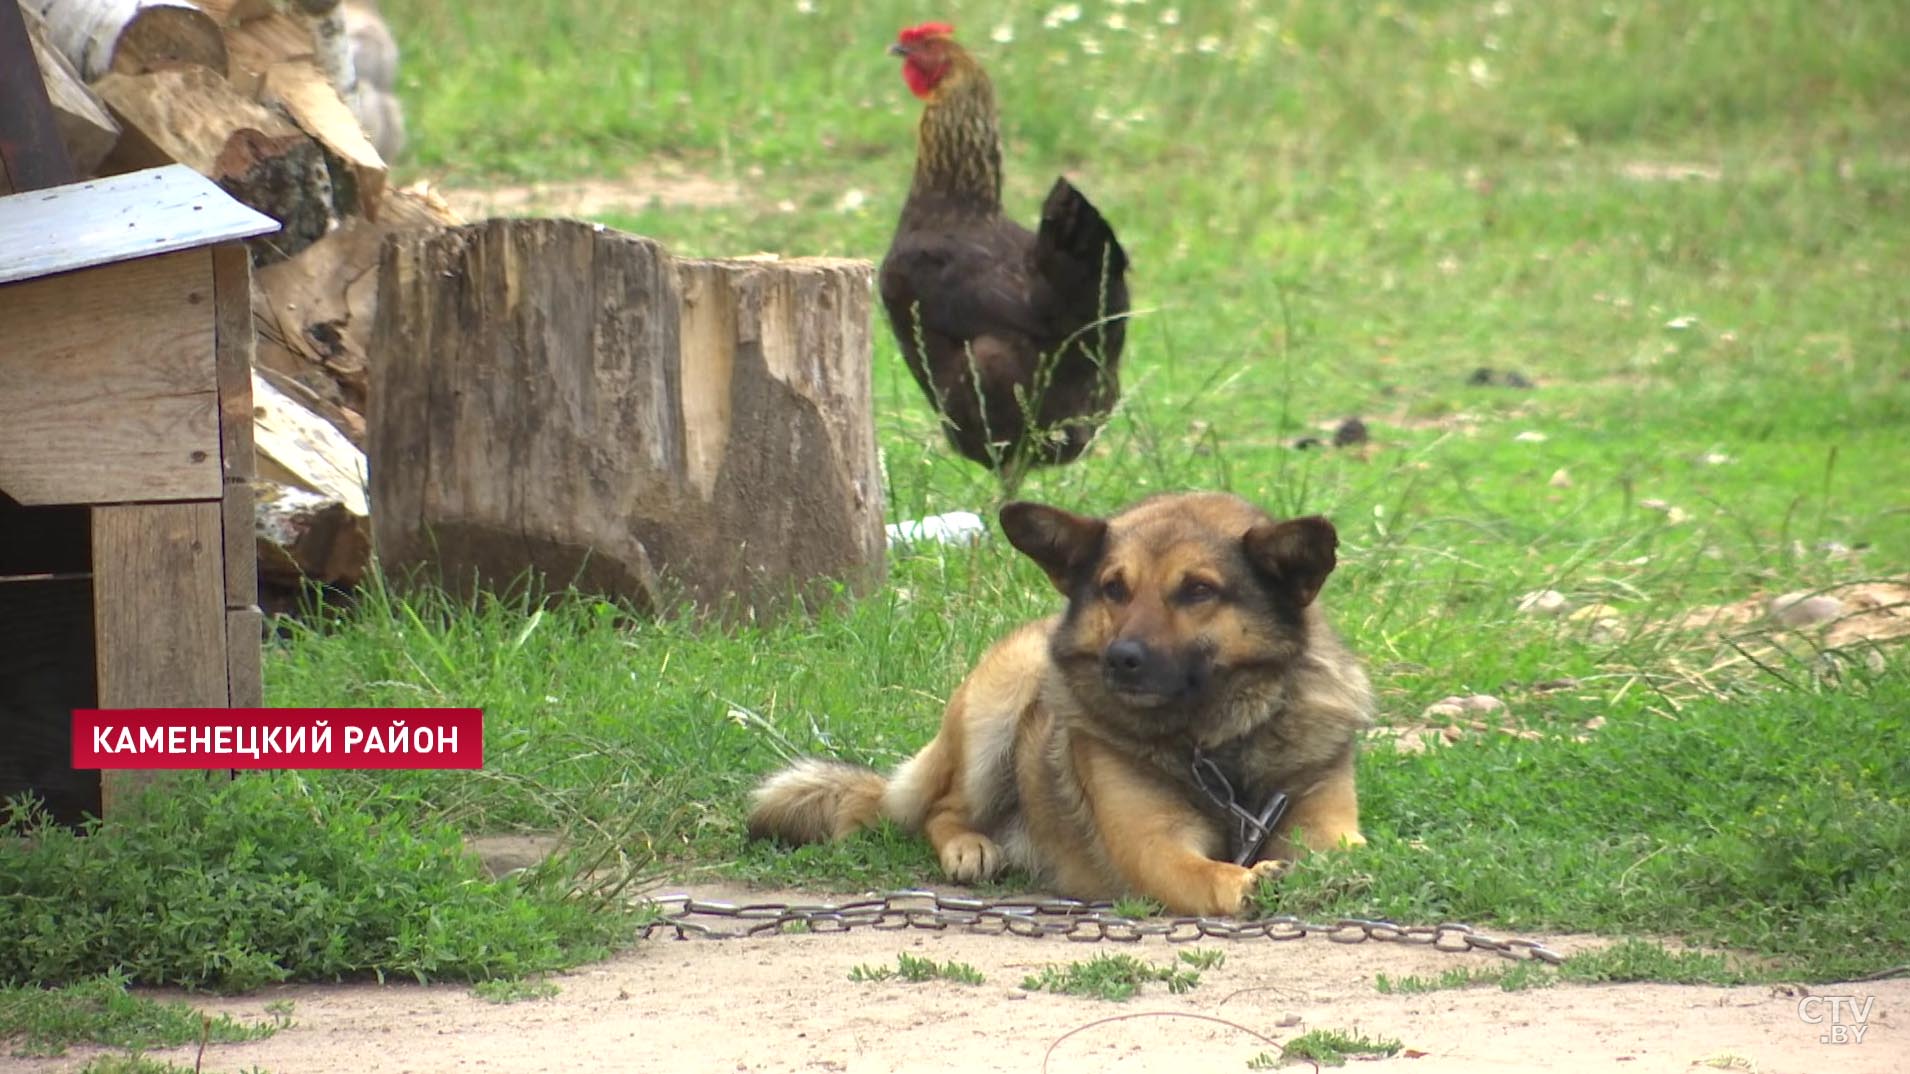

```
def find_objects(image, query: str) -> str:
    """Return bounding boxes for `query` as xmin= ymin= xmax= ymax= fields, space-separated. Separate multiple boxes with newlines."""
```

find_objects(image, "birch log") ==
xmin=369 ymin=219 xmax=885 ymax=616
xmin=29 ymin=0 xmax=224 ymax=80
xmin=20 ymin=1 xmax=119 ymax=176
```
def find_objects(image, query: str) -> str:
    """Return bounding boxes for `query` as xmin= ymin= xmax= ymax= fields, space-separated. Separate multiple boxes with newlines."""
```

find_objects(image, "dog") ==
xmin=746 ymin=492 xmax=1374 ymax=916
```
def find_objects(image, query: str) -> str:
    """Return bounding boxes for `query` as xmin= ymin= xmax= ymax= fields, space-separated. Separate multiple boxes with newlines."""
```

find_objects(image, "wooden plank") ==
xmin=93 ymin=499 xmax=228 ymax=818
xmin=222 ymin=478 xmax=256 ymax=607
xmin=0 ymin=248 xmax=222 ymax=505
xmin=226 ymin=605 xmax=262 ymax=707
xmin=0 ymin=0 xmax=77 ymax=194
xmin=92 ymin=501 xmax=227 ymax=707
xmin=0 ymin=164 xmax=277 ymax=286
xmin=211 ymin=243 xmax=256 ymax=478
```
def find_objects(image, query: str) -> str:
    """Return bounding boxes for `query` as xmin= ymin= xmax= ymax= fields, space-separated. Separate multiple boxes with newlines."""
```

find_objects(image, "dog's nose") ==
xmin=1104 ymin=639 xmax=1150 ymax=680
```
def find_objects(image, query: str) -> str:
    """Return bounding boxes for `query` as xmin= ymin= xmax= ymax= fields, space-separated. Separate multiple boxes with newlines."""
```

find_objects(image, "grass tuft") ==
xmin=0 ymin=974 xmax=287 ymax=1058
xmin=849 ymin=953 xmax=985 ymax=986
xmin=1019 ymin=951 xmax=1215 ymax=1001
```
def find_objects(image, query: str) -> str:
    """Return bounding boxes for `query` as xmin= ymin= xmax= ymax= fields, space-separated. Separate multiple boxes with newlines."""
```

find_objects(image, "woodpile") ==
xmin=20 ymin=0 xmax=438 ymax=608
xmin=18 ymin=1 xmax=888 ymax=618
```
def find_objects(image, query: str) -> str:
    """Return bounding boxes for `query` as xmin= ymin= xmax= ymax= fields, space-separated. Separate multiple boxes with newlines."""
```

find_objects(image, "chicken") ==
xmin=880 ymin=22 xmax=1130 ymax=482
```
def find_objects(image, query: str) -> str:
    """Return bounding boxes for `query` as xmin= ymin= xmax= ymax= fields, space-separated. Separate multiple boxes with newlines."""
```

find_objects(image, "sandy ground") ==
xmin=17 ymin=884 xmax=1905 ymax=1074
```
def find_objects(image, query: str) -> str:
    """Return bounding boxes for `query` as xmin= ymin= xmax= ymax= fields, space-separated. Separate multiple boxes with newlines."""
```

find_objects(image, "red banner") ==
xmin=71 ymin=709 xmax=484 ymax=770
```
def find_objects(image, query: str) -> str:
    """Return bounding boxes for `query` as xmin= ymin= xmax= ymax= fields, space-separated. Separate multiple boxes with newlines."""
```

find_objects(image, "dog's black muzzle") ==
xmin=1102 ymin=638 xmax=1212 ymax=703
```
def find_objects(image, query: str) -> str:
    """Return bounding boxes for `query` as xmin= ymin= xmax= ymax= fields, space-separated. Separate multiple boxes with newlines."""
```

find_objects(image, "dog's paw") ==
xmin=938 ymin=832 xmax=1002 ymax=882
xmin=1213 ymin=858 xmax=1289 ymax=916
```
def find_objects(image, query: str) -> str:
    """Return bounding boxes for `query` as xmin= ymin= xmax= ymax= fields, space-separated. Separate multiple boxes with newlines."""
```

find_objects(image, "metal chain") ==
xmin=637 ymin=889 xmax=1566 ymax=965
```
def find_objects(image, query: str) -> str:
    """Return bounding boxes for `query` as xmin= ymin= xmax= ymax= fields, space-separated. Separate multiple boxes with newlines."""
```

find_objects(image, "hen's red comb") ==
xmin=897 ymin=22 xmax=955 ymax=45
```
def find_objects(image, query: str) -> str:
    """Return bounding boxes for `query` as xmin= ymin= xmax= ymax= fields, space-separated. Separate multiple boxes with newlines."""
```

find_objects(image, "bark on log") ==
xmin=254 ymin=478 xmax=368 ymax=589
xmin=259 ymin=58 xmax=384 ymax=216
xmin=94 ymin=66 xmax=332 ymax=262
xmin=29 ymin=0 xmax=225 ymax=80
xmin=252 ymin=183 xmax=463 ymax=441
xmin=19 ymin=1 xmax=118 ymax=177
xmin=369 ymin=218 xmax=885 ymax=616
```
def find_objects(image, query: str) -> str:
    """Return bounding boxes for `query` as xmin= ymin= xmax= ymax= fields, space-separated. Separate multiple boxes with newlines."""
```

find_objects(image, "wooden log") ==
xmin=251 ymin=369 xmax=367 ymax=514
xmin=340 ymin=2 xmax=402 ymax=158
xmin=221 ymin=10 xmax=313 ymax=97
xmin=19 ymin=2 xmax=118 ymax=178
xmin=29 ymin=0 xmax=225 ymax=80
xmin=259 ymin=59 xmax=384 ymax=218
xmin=370 ymin=219 xmax=885 ymax=616
xmin=192 ymin=0 xmax=276 ymax=27
xmin=94 ymin=67 xmax=333 ymax=263
xmin=251 ymin=184 xmax=462 ymax=435
xmin=253 ymin=479 xmax=368 ymax=589
xmin=343 ymin=0 xmax=394 ymax=91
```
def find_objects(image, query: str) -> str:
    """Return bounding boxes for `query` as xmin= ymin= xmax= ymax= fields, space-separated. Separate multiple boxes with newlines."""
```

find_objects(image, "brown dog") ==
xmin=746 ymin=492 xmax=1374 ymax=916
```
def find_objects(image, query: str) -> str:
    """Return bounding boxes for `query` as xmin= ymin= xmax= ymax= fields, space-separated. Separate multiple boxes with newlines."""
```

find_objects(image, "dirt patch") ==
xmin=20 ymin=885 xmax=1905 ymax=1074
xmin=440 ymin=164 xmax=745 ymax=220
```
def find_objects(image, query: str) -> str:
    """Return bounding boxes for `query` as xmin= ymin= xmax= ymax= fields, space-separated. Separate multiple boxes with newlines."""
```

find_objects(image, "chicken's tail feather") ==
xmin=1036 ymin=177 xmax=1129 ymax=284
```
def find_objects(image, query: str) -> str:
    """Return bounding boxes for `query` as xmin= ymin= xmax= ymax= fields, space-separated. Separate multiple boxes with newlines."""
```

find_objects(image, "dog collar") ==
xmin=1190 ymin=748 xmax=1290 ymax=867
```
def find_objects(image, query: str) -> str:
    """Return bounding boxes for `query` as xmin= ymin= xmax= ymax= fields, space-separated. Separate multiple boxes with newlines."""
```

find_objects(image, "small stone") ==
xmin=1333 ymin=417 xmax=1370 ymax=447
xmin=1277 ymin=1014 xmax=1303 ymax=1029
xmin=1461 ymin=694 xmax=1506 ymax=713
xmin=1518 ymin=589 xmax=1571 ymax=616
xmin=1549 ymin=467 xmax=1573 ymax=488
xmin=1423 ymin=702 xmax=1467 ymax=720
xmin=1514 ymin=430 xmax=1549 ymax=443
xmin=1769 ymin=592 xmax=1843 ymax=628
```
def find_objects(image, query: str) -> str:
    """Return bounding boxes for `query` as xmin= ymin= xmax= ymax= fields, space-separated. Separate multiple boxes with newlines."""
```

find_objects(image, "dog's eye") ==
xmin=1100 ymin=576 xmax=1131 ymax=603
xmin=1177 ymin=580 xmax=1220 ymax=605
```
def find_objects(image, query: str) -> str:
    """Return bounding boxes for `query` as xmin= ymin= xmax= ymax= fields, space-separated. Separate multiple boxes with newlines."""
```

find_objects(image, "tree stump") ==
xmin=369 ymin=218 xmax=884 ymax=616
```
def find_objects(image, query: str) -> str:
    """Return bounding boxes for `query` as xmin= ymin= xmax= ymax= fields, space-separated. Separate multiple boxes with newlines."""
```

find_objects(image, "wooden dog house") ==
xmin=0 ymin=163 xmax=276 ymax=823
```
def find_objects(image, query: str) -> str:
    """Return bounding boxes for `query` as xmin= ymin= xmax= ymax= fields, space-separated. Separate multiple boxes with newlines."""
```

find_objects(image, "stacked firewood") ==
xmin=23 ymin=0 xmax=455 ymax=607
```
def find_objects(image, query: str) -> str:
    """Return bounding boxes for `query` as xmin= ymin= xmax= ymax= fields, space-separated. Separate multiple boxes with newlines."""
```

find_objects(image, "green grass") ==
xmin=849 ymin=953 xmax=986 ymax=985
xmin=7 ymin=0 xmax=1906 ymax=997
xmin=0 ymin=775 xmax=636 ymax=991
xmin=0 ymin=975 xmax=286 ymax=1058
xmin=291 ymin=0 xmax=1908 ymax=985
xmin=76 ymin=1059 xmax=269 ymax=1074
xmin=1374 ymin=940 xmax=1751 ymax=994
xmin=1019 ymin=951 xmax=1214 ymax=1001
xmin=1273 ymin=1028 xmax=1405 ymax=1067
xmin=470 ymin=978 xmax=561 ymax=1003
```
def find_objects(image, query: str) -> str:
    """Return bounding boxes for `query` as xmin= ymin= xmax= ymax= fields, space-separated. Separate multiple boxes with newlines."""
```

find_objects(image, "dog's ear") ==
xmin=1242 ymin=516 xmax=1338 ymax=608
xmin=1000 ymin=501 xmax=1108 ymax=593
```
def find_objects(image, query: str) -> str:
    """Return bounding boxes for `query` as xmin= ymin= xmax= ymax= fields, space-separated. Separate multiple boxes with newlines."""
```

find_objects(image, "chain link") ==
xmin=637 ymin=889 xmax=1566 ymax=965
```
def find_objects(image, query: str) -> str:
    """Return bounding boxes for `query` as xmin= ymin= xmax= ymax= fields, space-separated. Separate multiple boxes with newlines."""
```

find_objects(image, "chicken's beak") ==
xmin=888 ymin=43 xmax=909 ymax=57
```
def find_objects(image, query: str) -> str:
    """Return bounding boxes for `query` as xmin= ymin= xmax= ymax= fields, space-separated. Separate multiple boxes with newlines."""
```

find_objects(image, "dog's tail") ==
xmin=745 ymin=758 xmax=891 ymax=845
